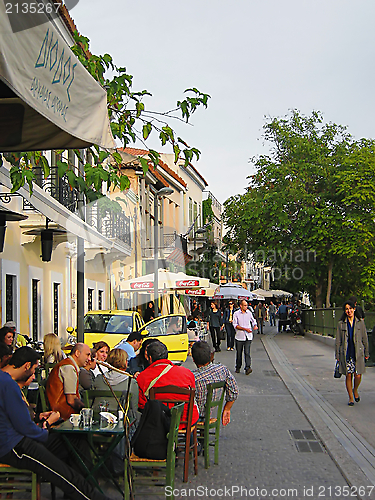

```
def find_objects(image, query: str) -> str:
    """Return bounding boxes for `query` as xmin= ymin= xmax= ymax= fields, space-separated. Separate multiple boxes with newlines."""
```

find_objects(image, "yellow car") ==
xmin=72 ymin=310 xmax=188 ymax=364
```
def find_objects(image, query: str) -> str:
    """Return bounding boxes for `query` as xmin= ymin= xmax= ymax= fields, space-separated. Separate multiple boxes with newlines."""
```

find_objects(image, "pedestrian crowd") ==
xmin=0 ymin=292 xmax=372 ymax=498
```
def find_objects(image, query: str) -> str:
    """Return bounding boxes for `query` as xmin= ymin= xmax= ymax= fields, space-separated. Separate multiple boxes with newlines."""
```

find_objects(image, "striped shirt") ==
xmin=193 ymin=362 xmax=239 ymax=417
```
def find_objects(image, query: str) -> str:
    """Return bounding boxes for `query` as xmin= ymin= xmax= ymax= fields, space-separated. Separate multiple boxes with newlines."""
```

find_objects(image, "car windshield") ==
xmin=84 ymin=314 xmax=133 ymax=334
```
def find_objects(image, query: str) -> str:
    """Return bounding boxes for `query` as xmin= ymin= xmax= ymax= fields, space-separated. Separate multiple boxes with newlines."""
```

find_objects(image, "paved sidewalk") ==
xmin=43 ymin=326 xmax=375 ymax=500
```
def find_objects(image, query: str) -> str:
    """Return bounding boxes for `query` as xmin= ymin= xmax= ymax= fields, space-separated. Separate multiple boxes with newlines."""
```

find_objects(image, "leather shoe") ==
xmin=245 ymin=368 xmax=253 ymax=375
xmin=235 ymin=369 xmax=240 ymax=373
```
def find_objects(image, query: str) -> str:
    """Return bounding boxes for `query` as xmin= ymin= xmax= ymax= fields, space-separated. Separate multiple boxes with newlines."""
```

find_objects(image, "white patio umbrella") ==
xmin=213 ymin=283 xmax=255 ymax=301
xmin=119 ymin=269 xmax=209 ymax=292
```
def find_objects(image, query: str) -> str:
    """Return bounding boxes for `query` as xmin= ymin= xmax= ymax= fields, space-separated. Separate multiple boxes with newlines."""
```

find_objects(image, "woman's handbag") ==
xmin=334 ymin=361 xmax=342 ymax=378
xmin=218 ymin=327 xmax=226 ymax=341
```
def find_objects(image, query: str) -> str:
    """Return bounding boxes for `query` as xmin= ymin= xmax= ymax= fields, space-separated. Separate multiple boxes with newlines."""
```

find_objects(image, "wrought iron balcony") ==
xmin=86 ymin=202 xmax=131 ymax=246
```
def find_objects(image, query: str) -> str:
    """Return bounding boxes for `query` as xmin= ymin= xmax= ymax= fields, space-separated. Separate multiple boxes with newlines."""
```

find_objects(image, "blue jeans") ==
xmin=269 ymin=313 xmax=276 ymax=326
xmin=235 ymin=339 xmax=252 ymax=371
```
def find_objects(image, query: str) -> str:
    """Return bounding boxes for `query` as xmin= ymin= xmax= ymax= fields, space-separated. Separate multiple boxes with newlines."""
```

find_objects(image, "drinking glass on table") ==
xmin=81 ymin=408 xmax=93 ymax=428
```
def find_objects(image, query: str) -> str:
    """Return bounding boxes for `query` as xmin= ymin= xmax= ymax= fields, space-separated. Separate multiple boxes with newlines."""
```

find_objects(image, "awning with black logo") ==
xmin=0 ymin=2 xmax=115 ymax=151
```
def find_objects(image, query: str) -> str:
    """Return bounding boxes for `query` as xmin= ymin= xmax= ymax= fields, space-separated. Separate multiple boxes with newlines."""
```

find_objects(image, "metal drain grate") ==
xmin=289 ymin=430 xmax=325 ymax=453
xmin=263 ymin=370 xmax=279 ymax=377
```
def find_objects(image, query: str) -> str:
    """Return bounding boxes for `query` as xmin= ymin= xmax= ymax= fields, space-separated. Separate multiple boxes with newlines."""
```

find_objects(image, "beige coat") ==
xmin=335 ymin=318 xmax=369 ymax=375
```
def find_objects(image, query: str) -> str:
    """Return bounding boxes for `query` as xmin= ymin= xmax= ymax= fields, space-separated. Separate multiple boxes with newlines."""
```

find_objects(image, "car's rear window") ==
xmin=84 ymin=314 xmax=133 ymax=334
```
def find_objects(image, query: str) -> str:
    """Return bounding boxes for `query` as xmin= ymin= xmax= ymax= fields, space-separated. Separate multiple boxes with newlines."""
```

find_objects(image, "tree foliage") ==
xmin=1 ymin=31 xmax=210 ymax=204
xmin=223 ymin=110 xmax=375 ymax=307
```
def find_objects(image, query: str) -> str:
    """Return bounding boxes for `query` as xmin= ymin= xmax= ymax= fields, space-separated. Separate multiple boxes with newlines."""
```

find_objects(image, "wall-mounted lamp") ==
xmin=25 ymin=219 xmax=66 ymax=262
xmin=0 ymin=208 xmax=28 ymax=252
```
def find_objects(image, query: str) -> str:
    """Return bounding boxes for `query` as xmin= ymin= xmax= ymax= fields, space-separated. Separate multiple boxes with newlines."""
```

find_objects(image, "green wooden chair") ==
xmin=38 ymin=383 xmax=50 ymax=413
xmin=43 ymin=362 xmax=56 ymax=379
xmin=149 ymin=385 xmax=198 ymax=483
xmin=0 ymin=463 xmax=40 ymax=500
xmin=124 ymin=402 xmax=184 ymax=500
xmin=83 ymin=389 xmax=125 ymax=412
xmin=196 ymin=381 xmax=226 ymax=468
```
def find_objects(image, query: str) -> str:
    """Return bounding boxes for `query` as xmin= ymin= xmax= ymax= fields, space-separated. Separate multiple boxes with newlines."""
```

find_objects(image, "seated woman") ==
xmin=91 ymin=341 xmax=110 ymax=377
xmin=0 ymin=326 xmax=14 ymax=353
xmin=79 ymin=348 xmax=97 ymax=397
xmin=94 ymin=348 xmax=140 ymax=475
xmin=43 ymin=333 xmax=66 ymax=365
xmin=94 ymin=348 xmax=139 ymax=416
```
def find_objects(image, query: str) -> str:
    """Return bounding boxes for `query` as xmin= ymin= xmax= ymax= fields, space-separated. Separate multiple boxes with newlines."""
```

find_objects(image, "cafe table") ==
xmin=51 ymin=418 xmax=126 ymax=496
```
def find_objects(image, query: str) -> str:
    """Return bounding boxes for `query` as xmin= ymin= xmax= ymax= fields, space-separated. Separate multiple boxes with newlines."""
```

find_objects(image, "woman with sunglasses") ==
xmin=335 ymin=300 xmax=369 ymax=405
xmin=223 ymin=301 xmax=237 ymax=350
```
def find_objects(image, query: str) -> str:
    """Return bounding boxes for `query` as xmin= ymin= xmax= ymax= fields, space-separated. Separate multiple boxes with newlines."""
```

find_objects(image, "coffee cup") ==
xmin=69 ymin=414 xmax=81 ymax=426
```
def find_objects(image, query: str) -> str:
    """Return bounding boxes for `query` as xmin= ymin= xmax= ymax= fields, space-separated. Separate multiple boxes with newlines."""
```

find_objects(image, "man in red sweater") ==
xmin=137 ymin=340 xmax=199 ymax=425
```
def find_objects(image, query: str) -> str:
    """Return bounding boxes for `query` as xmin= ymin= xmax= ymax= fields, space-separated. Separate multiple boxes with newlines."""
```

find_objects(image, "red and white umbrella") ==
xmin=119 ymin=269 xmax=209 ymax=292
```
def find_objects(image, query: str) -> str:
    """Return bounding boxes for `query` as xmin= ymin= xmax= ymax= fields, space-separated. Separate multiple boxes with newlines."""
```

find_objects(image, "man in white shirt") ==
xmin=232 ymin=300 xmax=258 ymax=375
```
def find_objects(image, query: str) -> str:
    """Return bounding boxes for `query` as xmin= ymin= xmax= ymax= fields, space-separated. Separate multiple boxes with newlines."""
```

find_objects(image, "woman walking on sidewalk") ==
xmin=208 ymin=301 xmax=223 ymax=352
xmin=335 ymin=300 xmax=369 ymax=405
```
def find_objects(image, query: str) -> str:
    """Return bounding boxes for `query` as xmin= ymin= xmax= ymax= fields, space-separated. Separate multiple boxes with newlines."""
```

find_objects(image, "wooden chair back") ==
xmin=149 ymin=385 xmax=198 ymax=482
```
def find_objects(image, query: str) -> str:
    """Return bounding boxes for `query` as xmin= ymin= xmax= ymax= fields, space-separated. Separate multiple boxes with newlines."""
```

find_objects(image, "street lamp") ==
xmin=154 ymin=187 xmax=174 ymax=316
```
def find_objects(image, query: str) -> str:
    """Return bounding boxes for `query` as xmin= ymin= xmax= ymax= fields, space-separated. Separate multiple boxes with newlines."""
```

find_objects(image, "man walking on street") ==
xmin=268 ymin=301 xmax=277 ymax=326
xmin=233 ymin=300 xmax=258 ymax=375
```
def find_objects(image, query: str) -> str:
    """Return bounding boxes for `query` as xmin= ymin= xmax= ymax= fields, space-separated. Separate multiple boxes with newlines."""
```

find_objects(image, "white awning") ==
xmin=0 ymin=3 xmax=115 ymax=150
xmin=120 ymin=269 xmax=210 ymax=292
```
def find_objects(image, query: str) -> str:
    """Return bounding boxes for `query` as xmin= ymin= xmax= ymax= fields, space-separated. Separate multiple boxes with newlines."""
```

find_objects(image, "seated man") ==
xmin=46 ymin=343 xmax=91 ymax=420
xmin=137 ymin=340 xmax=199 ymax=426
xmin=192 ymin=341 xmax=239 ymax=426
xmin=116 ymin=331 xmax=143 ymax=360
xmin=0 ymin=347 xmax=110 ymax=500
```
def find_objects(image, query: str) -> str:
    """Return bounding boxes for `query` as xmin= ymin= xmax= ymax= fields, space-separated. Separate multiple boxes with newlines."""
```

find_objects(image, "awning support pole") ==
xmin=76 ymin=150 xmax=85 ymax=343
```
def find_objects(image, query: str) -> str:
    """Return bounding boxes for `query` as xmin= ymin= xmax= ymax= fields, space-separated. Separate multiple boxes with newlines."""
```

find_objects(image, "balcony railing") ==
xmin=86 ymin=202 xmax=131 ymax=246
xmin=29 ymin=166 xmax=79 ymax=213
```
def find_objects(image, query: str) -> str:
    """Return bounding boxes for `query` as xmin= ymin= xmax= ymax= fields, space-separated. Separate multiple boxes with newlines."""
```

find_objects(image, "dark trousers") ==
xmin=0 ymin=437 xmax=110 ymax=500
xmin=225 ymin=323 xmax=235 ymax=349
xmin=256 ymin=318 xmax=264 ymax=334
xmin=235 ymin=339 xmax=252 ymax=371
xmin=210 ymin=326 xmax=221 ymax=349
xmin=278 ymin=314 xmax=287 ymax=332
xmin=269 ymin=313 xmax=276 ymax=326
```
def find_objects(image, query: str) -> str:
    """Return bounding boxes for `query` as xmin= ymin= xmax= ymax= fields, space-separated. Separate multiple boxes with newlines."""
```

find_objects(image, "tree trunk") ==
xmin=315 ymin=282 xmax=323 ymax=308
xmin=325 ymin=260 xmax=333 ymax=308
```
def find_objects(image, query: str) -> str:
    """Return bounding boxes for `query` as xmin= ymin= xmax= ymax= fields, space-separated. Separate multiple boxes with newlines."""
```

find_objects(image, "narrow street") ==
xmin=44 ymin=325 xmax=375 ymax=500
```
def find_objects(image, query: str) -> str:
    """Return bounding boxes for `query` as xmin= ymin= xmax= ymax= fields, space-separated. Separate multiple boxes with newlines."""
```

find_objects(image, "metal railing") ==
xmin=86 ymin=202 xmax=131 ymax=246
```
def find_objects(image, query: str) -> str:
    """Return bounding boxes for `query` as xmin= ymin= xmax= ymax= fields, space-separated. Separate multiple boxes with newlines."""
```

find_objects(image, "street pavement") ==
xmin=42 ymin=324 xmax=375 ymax=500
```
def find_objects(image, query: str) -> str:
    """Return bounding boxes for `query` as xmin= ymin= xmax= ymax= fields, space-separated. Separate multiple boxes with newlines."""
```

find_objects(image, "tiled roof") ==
xmin=187 ymin=162 xmax=208 ymax=187
xmin=122 ymin=148 xmax=187 ymax=188
xmin=54 ymin=1 xmax=91 ymax=58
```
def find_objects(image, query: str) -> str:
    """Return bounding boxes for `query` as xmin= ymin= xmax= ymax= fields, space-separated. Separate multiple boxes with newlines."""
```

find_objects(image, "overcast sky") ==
xmin=70 ymin=0 xmax=375 ymax=204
